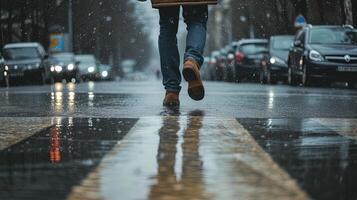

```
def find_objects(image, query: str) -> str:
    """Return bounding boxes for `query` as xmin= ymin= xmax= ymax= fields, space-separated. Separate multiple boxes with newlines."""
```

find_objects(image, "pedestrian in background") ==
xmin=139 ymin=0 xmax=217 ymax=107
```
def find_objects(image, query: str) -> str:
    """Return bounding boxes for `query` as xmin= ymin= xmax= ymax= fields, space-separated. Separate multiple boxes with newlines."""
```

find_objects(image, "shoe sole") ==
xmin=183 ymin=67 xmax=205 ymax=101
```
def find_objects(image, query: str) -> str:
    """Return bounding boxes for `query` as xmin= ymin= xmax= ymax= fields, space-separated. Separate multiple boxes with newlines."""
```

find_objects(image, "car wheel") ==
xmin=260 ymin=70 xmax=267 ymax=84
xmin=267 ymin=70 xmax=274 ymax=84
xmin=348 ymin=81 xmax=356 ymax=89
xmin=288 ymin=67 xmax=298 ymax=86
xmin=301 ymin=64 xmax=312 ymax=87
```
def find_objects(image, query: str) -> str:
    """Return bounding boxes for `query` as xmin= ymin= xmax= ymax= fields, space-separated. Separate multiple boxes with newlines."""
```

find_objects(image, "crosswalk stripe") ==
xmin=0 ymin=117 xmax=53 ymax=150
xmin=314 ymin=118 xmax=357 ymax=140
xmin=67 ymin=116 xmax=309 ymax=200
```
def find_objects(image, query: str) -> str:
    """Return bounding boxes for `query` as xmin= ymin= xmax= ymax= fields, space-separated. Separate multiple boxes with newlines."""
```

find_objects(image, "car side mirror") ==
xmin=294 ymin=40 xmax=303 ymax=47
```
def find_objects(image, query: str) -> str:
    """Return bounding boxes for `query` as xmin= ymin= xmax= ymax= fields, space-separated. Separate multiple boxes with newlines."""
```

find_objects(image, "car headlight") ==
xmin=50 ymin=66 xmax=55 ymax=72
xmin=270 ymin=56 xmax=286 ymax=65
xmin=88 ymin=66 xmax=95 ymax=73
xmin=67 ymin=63 xmax=75 ymax=71
xmin=309 ymin=50 xmax=324 ymax=62
xmin=5 ymin=65 xmax=8 ymax=71
xmin=54 ymin=65 xmax=63 ymax=72
xmin=227 ymin=53 xmax=235 ymax=60
xmin=101 ymin=71 xmax=108 ymax=77
xmin=35 ymin=63 xmax=40 ymax=68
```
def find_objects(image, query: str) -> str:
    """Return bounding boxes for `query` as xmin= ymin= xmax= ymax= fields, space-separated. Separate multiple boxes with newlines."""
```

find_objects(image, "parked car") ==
xmin=213 ymin=50 xmax=227 ymax=81
xmin=49 ymin=53 xmax=79 ymax=82
xmin=222 ymin=45 xmax=236 ymax=82
xmin=288 ymin=25 xmax=357 ymax=88
xmin=234 ymin=39 xmax=268 ymax=82
xmin=201 ymin=57 xmax=211 ymax=81
xmin=260 ymin=35 xmax=294 ymax=84
xmin=2 ymin=42 xmax=51 ymax=85
xmin=98 ymin=64 xmax=113 ymax=81
xmin=75 ymin=54 xmax=99 ymax=81
xmin=207 ymin=51 xmax=221 ymax=81
xmin=0 ymin=55 xmax=6 ymax=87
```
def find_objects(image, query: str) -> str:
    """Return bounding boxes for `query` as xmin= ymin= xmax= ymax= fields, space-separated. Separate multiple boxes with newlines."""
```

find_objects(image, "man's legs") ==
xmin=183 ymin=5 xmax=208 ymax=67
xmin=159 ymin=6 xmax=181 ymax=93
xmin=181 ymin=5 xmax=208 ymax=101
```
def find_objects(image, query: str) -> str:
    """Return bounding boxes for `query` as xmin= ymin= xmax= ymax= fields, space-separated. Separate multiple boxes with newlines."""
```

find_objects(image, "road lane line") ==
xmin=67 ymin=117 xmax=309 ymax=200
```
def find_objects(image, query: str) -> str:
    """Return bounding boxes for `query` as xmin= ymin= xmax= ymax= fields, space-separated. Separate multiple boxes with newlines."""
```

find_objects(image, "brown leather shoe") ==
xmin=182 ymin=58 xmax=205 ymax=101
xmin=163 ymin=91 xmax=180 ymax=107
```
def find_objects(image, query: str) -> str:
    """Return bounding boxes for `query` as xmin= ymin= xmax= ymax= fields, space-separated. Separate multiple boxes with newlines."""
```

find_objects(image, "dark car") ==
xmin=216 ymin=50 xmax=227 ymax=81
xmin=288 ymin=25 xmax=357 ymax=88
xmin=2 ymin=42 xmax=51 ymax=85
xmin=49 ymin=53 xmax=79 ymax=82
xmin=208 ymin=51 xmax=221 ymax=81
xmin=0 ymin=55 xmax=6 ymax=87
xmin=75 ymin=54 xmax=100 ymax=81
xmin=260 ymin=35 xmax=294 ymax=84
xmin=222 ymin=44 xmax=236 ymax=82
xmin=234 ymin=39 xmax=268 ymax=82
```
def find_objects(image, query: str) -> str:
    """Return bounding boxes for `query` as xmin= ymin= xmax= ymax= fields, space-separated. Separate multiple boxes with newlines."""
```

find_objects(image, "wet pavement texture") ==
xmin=0 ymin=81 xmax=357 ymax=118
xmin=1 ymin=81 xmax=357 ymax=200
xmin=239 ymin=118 xmax=357 ymax=200
xmin=0 ymin=117 xmax=137 ymax=200
xmin=67 ymin=116 xmax=307 ymax=200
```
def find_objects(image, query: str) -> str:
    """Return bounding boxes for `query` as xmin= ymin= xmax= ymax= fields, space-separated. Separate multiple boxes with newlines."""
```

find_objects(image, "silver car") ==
xmin=3 ymin=42 xmax=51 ymax=85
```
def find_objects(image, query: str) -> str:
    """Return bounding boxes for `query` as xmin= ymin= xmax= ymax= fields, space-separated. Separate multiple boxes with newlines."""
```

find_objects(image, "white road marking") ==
xmin=314 ymin=118 xmax=357 ymax=140
xmin=67 ymin=117 xmax=309 ymax=200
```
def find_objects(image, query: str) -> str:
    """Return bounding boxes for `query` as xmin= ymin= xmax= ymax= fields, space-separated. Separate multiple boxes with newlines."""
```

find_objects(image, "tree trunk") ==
xmin=6 ymin=0 xmax=13 ymax=42
xmin=343 ymin=0 xmax=353 ymax=25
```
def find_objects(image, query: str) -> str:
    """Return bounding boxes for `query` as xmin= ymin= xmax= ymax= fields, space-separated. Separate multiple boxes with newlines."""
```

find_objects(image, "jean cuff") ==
xmin=165 ymin=86 xmax=181 ymax=93
xmin=184 ymin=55 xmax=203 ymax=68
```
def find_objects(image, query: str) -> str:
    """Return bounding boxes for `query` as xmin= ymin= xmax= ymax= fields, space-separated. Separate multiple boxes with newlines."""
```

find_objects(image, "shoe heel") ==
xmin=183 ymin=68 xmax=198 ymax=81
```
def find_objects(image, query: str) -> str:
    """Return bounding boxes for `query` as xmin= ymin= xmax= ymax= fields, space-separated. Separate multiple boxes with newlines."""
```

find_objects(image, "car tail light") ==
xmin=235 ymin=52 xmax=245 ymax=62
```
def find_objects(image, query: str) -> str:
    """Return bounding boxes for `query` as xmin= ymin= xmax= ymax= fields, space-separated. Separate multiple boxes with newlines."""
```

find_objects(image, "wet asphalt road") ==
xmin=1 ymin=80 xmax=357 ymax=200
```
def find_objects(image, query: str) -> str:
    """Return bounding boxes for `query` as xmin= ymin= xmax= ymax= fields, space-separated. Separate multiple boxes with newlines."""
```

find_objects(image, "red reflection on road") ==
xmin=49 ymin=127 xmax=61 ymax=163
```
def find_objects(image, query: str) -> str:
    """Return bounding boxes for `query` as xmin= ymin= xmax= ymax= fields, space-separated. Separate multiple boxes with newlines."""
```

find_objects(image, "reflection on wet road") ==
xmin=239 ymin=118 xmax=357 ymax=200
xmin=0 ymin=118 xmax=137 ymax=200
xmin=1 ymin=81 xmax=357 ymax=118
xmin=1 ymin=81 xmax=357 ymax=199
xmin=149 ymin=113 xmax=210 ymax=200
xmin=69 ymin=116 xmax=307 ymax=200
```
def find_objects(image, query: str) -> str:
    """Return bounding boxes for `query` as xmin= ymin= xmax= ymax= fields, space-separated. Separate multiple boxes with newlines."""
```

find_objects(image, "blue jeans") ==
xmin=159 ymin=5 xmax=208 ymax=92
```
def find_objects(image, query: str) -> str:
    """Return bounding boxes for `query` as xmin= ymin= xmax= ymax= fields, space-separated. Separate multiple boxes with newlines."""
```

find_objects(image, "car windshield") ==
xmin=309 ymin=28 xmax=357 ymax=45
xmin=99 ymin=65 xmax=111 ymax=71
xmin=272 ymin=37 xmax=294 ymax=50
xmin=3 ymin=47 xmax=40 ymax=60
xmin=78 ymin=61 xmax=95 ymax=70
xmin=240 ymin=43 xmax=267 ymax=54
xmin=52 ymin=55 xmax=73 ymax=62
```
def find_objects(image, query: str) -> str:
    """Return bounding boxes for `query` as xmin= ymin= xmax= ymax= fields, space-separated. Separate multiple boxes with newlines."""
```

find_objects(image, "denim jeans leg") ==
xmin=183 ymin=5 xmax=208 ymax=68
xmin=159 ymin=7 xmax=181 ymax=93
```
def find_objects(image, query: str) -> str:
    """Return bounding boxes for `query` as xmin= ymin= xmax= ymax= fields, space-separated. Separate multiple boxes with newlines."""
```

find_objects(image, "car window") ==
xmin=240 ymin=43 xmax=268 ymax=55
xmin=3 ymin=47 xmax=40 ymax=60
xmin=78 ymin=61 xmax=96 ymax=70
xmin=309 ymin=28 xmax=357 ymax=45
xmin=272 ymin=38 xmax=294 ymax=50
xmin=51 ymin=55 xmax=74 ymax=62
